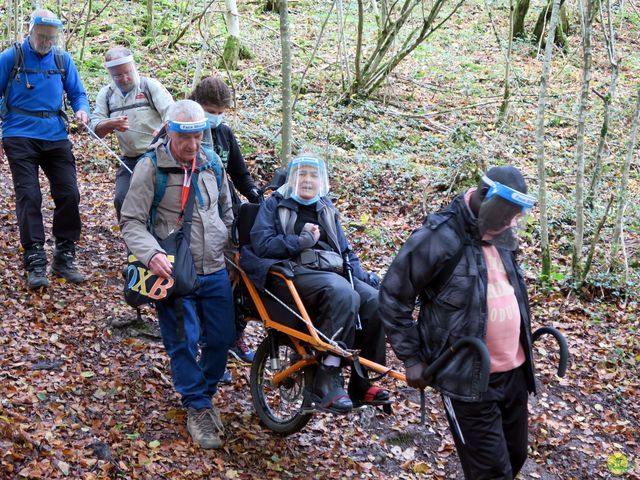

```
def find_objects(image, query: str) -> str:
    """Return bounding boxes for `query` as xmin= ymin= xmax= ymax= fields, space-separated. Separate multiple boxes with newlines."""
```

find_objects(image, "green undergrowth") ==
xmin=24 ymin=0 xmax=638 ymax=296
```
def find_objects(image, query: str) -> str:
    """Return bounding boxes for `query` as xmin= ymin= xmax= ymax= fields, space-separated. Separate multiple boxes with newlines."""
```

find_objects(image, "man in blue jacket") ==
xmin=0 ymin=9 xmax=90 ymax=289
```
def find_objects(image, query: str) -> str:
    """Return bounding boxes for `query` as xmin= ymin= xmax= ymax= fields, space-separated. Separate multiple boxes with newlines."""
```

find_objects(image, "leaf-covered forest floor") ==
xmin=1 ymin=0 xmax=639 ymax=478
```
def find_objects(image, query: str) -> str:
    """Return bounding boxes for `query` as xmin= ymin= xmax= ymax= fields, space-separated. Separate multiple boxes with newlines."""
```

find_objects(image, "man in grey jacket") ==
xmin=120 ymin=100 xmax=235 ymax=450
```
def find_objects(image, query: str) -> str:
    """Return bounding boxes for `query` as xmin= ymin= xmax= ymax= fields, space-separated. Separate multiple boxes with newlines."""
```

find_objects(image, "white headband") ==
xmin=104 ymin=55 xmax=134 ymax=68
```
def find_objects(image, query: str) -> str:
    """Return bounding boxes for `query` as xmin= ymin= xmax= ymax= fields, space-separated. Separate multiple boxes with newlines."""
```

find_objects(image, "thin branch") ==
xmin=292 ymin=0 xmax=335 ymax=110
xmin=579 ymin=195 xmax=614 ymax=286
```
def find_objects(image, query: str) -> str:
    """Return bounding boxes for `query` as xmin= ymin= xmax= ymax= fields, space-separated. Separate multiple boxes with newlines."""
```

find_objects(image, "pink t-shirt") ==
xmin=464 ymin=189 xmax=525 ymax=373
xmin=482 ymin=244 xmax=525 ymax=373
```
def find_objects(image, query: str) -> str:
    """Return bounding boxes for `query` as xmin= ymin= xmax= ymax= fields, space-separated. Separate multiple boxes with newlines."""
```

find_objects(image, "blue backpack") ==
xmin=145 ymin=148 xmax=224 ymax=232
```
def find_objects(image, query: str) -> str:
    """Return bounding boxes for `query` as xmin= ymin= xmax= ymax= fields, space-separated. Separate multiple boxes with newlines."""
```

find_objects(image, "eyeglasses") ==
xmin=35 ymin=33 xmax=58 ymax=42
xmin=111 ymin=70 xmax=134 ymax=81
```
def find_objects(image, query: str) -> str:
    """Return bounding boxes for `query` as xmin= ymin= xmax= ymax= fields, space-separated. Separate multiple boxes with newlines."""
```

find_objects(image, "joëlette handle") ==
xmin=532 ymin=326 xmax=569 ymax=377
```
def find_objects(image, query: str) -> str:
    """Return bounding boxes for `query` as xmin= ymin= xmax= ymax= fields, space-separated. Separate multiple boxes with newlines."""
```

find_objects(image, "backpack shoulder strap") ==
xmin=1 ymin=43 xmax=23 ymax=118
xmin=53 ymin=47 xmax=66 ymax=83
xmin=11 ymin=42 xmax=23 ymax=76
xmin=199 ymin=148 xmax=223 ymax=192
xmin=145 ymin=151 xmax=167 ymax=233
xmin=140 ymin=77 xmax=157 ymax=113
xmin=105 ymin=85 xmax=115 ymax=117
xmin=422 ymin=213 xmax=470 ymax=302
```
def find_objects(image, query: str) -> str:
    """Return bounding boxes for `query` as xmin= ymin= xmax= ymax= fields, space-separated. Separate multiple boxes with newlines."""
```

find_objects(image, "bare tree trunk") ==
xmin=336 ymin=0 xmax=351 ymax=91
xmin=79 ymin=0 xmax=93 ymax=61
xmin=572 ymin=0 xmax=595 ymax=283
xmin=147 ymin=0 xmax=154 ymax=35
xmin=192 ymin=0 xmax=211 ymax=90
xmin=513 ymin=0 xmax=530 ymax=38
xmin=279 ymin=0 xmax=292 ymax=166
xmin=588 ymin=0 xmax=619 ymax=205
xmin=533 ymin=0 xmax=568 ymax=48
xmin=498 ymin=0 xmax=515 ymax=124
xmin=611 ymin=89 xmax=640 ymax=261
xmin=371 ymin=0 xmax=382 ymax=29
xmin=221 ymin=0 xmax=241 ymax=70
xmin=579 ymin=196 xmax=614 ymax=286
xmin=355 ymin=0 xmax=364 ymax=90
xmin=534 ymin=0 xmax=562 ymax=281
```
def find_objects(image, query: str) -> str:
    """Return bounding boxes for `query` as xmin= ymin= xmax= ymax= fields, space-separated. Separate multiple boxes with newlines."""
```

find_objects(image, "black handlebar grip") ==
xmin=532 ymin=326 xmax=569 ymax=377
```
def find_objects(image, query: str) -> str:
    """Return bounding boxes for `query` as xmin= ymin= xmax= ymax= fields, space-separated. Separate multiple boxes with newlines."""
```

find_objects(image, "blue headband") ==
xmin=288 ymin=156 xmax=323 ymax=172
xmin=167 ymin=119 xmax=209 ymax=133
xmin=482 ymin=175 xmax=535 ymax=209
xmin=31 ymin=16 xmax=64 ymax=28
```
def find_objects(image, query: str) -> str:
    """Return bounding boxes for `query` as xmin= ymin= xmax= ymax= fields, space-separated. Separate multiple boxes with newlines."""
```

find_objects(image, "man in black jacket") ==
xmin=379 ymin=166 xmax=537 ymax=480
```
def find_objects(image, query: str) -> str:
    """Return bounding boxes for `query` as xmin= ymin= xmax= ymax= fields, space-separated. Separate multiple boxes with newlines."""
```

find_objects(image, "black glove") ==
xmin=367 ymin=272 xmax=380 ymax=289
xmin=405 ymin=361 xmax=430 ymax=390
xmin=248 ymin=188 xmax=262 ymax=204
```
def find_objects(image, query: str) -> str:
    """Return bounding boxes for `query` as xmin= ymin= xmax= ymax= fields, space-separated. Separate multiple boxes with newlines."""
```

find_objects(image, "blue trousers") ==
xmin=156 ymin=269 xmax=235 ymax=410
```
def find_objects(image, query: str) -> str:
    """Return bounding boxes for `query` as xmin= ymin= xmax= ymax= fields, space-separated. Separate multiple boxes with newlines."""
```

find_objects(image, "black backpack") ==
xmin=0 ymin=41 xmax=67 ymax=119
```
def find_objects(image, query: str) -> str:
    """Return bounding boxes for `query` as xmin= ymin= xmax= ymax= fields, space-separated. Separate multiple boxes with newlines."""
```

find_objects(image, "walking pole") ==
xmin=81 ymin=121 xmax=133 ymax=174
xmin=342 ymin=252 xmax=362 ymax=330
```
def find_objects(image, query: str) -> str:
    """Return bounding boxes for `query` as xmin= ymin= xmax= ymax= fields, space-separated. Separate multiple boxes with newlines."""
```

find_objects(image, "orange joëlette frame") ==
xmin=235 ymin=253 xmax=406 ymax=386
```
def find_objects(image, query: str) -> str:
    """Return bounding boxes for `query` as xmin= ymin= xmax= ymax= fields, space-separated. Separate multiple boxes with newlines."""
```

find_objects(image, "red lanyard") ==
xmin=177 ymin=156 xmax=197 ymax=225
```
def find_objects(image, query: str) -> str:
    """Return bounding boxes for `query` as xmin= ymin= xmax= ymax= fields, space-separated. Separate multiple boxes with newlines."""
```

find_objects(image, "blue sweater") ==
xmin=0 ymin=38 xmax=89 ymax=141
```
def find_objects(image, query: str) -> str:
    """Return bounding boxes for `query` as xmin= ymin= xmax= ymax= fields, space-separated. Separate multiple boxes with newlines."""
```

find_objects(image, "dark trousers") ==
xmin=4 ymin=137 xmax=81 ymax=249
xmin=275 ymin=267 xmax=386 ymax=367
xmin=114 ymin=156 xmax=141 ymax=220
xmin=443 ymin=365 xmax=529 ymax=480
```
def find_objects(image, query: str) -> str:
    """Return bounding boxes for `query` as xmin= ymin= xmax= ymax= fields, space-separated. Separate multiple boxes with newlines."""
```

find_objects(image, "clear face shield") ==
xmin=28 ymin=16 xmax=63 ymax=55
xmin=477 ymin=175 xmax=536 ymax=250
xmin=105 ymin=55 xmax=140 ymax=94
xmin=284 ymin=156 xmax=330 ymax=205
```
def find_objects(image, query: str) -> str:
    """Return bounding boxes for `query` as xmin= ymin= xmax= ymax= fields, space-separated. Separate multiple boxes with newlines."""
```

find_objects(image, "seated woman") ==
xmin=240 ymin=154 xmax=389 ymax=414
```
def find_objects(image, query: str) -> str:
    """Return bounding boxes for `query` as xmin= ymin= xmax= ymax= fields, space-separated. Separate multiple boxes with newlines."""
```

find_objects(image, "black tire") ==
xmin=250 ymin=333 xmax=314 ymax=435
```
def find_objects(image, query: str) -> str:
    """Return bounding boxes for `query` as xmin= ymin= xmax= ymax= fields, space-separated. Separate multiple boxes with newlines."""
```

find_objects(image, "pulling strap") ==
xmin=164 ymin=178 xmax=198 ymax=340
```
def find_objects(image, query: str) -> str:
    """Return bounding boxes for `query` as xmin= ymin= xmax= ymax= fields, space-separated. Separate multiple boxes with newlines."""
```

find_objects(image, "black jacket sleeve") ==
xmin=218 ymin=125 xmax=259 ymax=202
xmin=379 ymin=224 xmax=462 ymax=367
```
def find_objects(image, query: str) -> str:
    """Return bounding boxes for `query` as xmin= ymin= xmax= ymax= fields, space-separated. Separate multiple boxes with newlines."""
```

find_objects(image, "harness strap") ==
xmin=352 ymin=351 xmax=390 ymax=382
xmin=17 ymin=67 xmax=65 ymax=75
xmin=106 ymin=77 xmax=154 ymax=117
xmin=7 ymin=106 xmax=68 ymax=120
xmin=108 ymin=101 xmax=151 ymax=114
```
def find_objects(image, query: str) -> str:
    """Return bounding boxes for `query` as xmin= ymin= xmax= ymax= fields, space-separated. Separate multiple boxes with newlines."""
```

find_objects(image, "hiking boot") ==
xmin=24 ymin=243 xmax=49 ymax=290
xmin=348 ymin=369 xmax=391 ymax=407
xmin=229 ymin=333 xmax=255 ymax=363
xmin=186 ymin=407 xmax=223 ymax=449
xmin=311 ymin=364 xmax=353 ymax=414
xmin=51 ymin=239 xmax=84 ymax=283
xmin=220 ymin=368 xmax=233 ymax=384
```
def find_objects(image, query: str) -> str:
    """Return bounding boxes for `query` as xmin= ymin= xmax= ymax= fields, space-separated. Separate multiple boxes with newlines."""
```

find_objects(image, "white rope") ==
xmin=224 ymin=255 xmax=349 ymax=354
xmin=82 ymin=121 xmax=133 ymax=173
